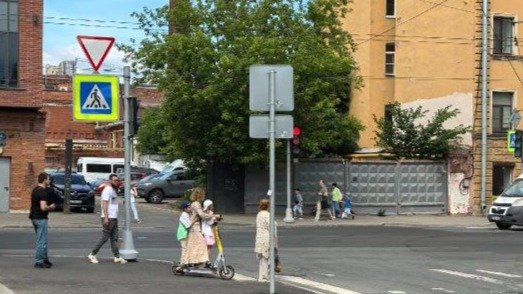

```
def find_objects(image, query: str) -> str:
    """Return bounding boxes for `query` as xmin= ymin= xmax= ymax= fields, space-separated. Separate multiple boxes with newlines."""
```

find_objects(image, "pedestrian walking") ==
xmin=87 ymin=174 xmax=127 ymax=264
xmin=342 ymin=194 xmax=355 ymax=219
xmin=29 ymin=172 xmax=56 ymax=268
xmin=292 ymin=188 xmax=304 ymax=219
xmin=176 ymin=201 xmax=191 ymax=266
xmin=315 ymin=180 xmax=333 ymax=221
xmin=130 ymin=185 xmax=141 ymax=223
xmin=254 ymin=198 xmax=281 ymax=282
xmin=331 ymin=182 xmax=343 ymax=218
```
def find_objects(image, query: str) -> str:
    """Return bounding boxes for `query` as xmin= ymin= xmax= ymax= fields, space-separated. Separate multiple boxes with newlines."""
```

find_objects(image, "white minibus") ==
xmin=77 ymin=157 xmax=124 ymax=183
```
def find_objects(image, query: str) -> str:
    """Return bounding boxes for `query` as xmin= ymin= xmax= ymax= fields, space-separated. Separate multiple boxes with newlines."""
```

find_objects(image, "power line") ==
xmin=357 ymin=0 xmax=452 ymax=46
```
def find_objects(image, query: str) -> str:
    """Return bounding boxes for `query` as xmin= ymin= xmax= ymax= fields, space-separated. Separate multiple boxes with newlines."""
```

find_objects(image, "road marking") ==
xmin=0 ymin=283 xmax=15 ymax=294
xmin=277 ymin=275 xmax=361 ymax=294
xmin=233 ymin=273 xmax=256 ymax=282
xmin=476 ymin=270 xmax=522 ymax=278
xmin=431 ymin=288 xmax=456 ymax=293
xmin=430 ymin=269 xmax=504 ymax=284
xmin=387 ymin=291 xmax=406 ymax=294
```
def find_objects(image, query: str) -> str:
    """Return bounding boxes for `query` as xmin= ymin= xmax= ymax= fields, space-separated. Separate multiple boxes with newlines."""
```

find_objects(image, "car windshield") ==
xmin=501 ymin=179 xmax=523 ymax=197
xmin=52 ymin=174 xmax=87 ymax=186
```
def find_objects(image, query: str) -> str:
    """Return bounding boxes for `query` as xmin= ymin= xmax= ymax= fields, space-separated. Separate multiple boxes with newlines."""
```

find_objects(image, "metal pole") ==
xmin=283 ymin=139 xmax=294 ymax=223
xmin=120 ymin=66 xmax=138 ymax=260
xmin=268 ymin=70 xmax=276 ymax=294
xmin=480 ymin=0 xmax=488 ymax=214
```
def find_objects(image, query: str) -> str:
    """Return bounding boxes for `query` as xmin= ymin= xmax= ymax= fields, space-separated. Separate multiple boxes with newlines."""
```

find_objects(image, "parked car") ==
xmin=116 ymin=172 xmax=147 ymax=194
xmin=135 ymin=170 xmax=196 ymax=204
xmin=488 ymin=173 xmax=523 ymax=230
xmin=115 ymin=166 xmax=160 ymax=177
xmin=49 ymin=172 xmax=95 ymax=213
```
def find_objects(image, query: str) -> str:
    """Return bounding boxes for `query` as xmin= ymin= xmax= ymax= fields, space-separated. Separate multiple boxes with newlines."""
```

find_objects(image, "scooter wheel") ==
xmin=219 ymin=265 xmax=235 ymax=280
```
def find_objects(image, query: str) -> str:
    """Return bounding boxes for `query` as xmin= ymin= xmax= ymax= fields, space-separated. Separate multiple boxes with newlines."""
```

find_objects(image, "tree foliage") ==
xmin=373 ymin=102 xmax=471 ymax=159
xmin=121 ymin=0 xmax=363 ymax=166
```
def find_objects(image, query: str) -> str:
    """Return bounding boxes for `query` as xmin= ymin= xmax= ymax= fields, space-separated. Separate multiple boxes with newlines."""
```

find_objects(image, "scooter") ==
xmin=172 ymin=220 xmax=235 ymax=280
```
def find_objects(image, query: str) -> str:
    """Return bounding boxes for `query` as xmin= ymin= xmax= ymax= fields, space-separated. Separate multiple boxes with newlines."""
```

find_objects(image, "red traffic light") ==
xmin=293 ymin=126 xmax=301 ymax=136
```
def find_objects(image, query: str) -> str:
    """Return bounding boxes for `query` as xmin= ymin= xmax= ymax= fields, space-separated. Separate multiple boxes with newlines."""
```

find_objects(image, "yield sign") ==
xmin=77 ymin=35 xmax=115 ymax=72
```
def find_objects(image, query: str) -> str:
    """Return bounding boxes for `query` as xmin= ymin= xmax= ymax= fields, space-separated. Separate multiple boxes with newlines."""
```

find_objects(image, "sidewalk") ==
xmin=0 ymin=208 xmax=493 ymax=229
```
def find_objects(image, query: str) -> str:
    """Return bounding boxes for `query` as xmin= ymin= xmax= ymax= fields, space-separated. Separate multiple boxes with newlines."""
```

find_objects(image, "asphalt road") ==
xmin=1 ymin=199 xmax=523 ymax=294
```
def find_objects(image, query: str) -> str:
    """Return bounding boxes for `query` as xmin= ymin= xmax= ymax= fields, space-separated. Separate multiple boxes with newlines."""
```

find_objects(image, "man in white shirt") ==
xmin=87 ymin=174 xmax=127 ymax=264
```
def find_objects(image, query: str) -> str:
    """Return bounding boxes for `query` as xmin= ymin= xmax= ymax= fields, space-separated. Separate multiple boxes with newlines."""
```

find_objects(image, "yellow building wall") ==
xmin=344 ymin=0 xmax=476 ymax=148
xmin=344 ymin=0 xmax=523 ymax=214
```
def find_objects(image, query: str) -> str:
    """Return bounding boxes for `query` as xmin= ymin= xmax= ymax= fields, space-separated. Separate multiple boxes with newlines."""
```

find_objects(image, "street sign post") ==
xmin=72 ymin=74 xmax=119 ymax=122
xmin=249 ymin=65 xmax=294 ymax=294
xmin=77 ymin=35 xmax=115 ymax=72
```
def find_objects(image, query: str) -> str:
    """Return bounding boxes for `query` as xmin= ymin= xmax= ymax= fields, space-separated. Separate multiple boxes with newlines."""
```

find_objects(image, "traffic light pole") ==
xmin=120 ymin=66 xmax=138 ymax=260
xmin=284 ymin=140 xmax=294 ymax=223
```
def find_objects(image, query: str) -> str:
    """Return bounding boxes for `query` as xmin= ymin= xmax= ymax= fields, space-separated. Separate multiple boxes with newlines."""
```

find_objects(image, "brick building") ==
xmin=0 ymin=0 xmax=45 ymax=212
xmin=0 ymin=0 xmax=163 ymax=212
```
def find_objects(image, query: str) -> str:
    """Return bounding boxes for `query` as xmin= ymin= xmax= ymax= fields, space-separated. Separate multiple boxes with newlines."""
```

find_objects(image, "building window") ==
xmin=0 ymin=0 xmax=18 ymax=87
xmin=492 ymin=92 xmax=513 ymax=133
xmin=493 ymin=16 xmax=514 ymax=55
xmin=386 ymin=0 xmax=395 ymax=17
xmin=385 ymin=43 xmax=395 ymax=76
xmin=492 ymin=164 xmax=513 ymax=196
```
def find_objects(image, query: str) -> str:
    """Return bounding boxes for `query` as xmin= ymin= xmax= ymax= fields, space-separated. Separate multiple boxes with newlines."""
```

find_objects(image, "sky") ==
xmin=43 ymin=0 xmax=168 ymax=73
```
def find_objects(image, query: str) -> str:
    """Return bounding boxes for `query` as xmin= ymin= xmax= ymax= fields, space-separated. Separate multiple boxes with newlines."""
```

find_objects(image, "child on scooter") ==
xmin=201 ymin=199 xmax=217 ymax=266
xmin=176 ymin=201 xmax=191 ymax=265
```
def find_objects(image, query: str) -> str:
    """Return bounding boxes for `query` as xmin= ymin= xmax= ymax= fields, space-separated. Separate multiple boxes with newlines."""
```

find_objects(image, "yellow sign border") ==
xmin=73 ymin=74 xmax=119 ymax=122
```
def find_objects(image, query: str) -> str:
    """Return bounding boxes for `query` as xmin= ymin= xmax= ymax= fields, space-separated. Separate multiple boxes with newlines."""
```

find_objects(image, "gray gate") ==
xmin=245 ymin=159 xmax=447 ymax=215
xmin=348 ymin=161 xmax=447 ymax=215
xmin=0 ymin=157 xmax=10 ymax=212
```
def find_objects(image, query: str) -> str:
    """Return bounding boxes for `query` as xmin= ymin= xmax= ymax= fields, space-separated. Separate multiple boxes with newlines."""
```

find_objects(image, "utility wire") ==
xmin=356 ymin=0 xmax=451 ymax=46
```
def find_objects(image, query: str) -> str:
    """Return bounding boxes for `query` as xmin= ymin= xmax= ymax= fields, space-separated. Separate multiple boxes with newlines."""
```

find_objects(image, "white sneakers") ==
xmin=87 ymin=253 xmax=99 ymax=264
xmin=88 ymin=253 xmax=127 ymax=264
xmin=114 ymin=257 xmax=128 ymax=264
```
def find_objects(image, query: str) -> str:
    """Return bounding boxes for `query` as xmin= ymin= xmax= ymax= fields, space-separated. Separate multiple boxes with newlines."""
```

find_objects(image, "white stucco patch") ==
xmin=402 ymin=93 xmax=473 ymax=146
xmin=448 ymin=172 xmax=471 ymax=214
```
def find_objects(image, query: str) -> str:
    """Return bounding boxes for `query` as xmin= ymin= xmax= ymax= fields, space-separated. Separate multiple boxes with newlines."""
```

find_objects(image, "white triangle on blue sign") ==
xmin=82 ymin=84 xmax=110 ymax=110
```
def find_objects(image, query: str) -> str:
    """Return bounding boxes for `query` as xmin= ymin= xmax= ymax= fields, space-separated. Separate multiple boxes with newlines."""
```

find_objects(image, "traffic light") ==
xmin=515 ymin=130 xmax=523 ymax=158
xmin=292 ymin=126 xmax=301 ymax=155
xmin=128 ymin=96 xmax=140 ymax=137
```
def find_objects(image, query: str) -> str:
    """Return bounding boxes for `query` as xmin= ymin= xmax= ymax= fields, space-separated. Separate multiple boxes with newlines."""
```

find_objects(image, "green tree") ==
xmin=373 ymin=102 xmax=471 ymax=159
xmin=122 ymin=0 xmax=363 ymax=165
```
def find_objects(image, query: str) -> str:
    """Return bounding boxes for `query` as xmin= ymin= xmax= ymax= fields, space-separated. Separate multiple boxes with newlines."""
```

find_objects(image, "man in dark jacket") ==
xmin=29 ymin=172 xmax=56 ymax=268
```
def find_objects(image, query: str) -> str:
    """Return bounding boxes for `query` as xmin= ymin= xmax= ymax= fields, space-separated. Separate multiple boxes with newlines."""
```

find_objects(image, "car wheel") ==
xmin=148 ymin=189 xmax=164 ymax=204
xmin=86 ymin=207 xmax=95 ymax=213
xmin=496 ymin=222 xmax=512 ymax=230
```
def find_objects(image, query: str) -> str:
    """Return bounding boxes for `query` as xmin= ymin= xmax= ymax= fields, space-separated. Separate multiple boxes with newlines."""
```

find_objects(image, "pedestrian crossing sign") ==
xmin=73 ymin=74 xmax=119 ymax=122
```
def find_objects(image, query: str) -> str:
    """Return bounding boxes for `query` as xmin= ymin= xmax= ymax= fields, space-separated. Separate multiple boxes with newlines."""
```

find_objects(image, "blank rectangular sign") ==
xmin=249 ymin=115 xmax=293 ymax=139
xmin=249 ymin=65 xmax=293 ymax=112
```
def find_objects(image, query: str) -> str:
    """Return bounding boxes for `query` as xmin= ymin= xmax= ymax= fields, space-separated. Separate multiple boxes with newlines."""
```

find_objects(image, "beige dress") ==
xmin=185 ymin=201 xmax=212 ymax=264
xmin=255 ymin=210 xmax=270 ymax=258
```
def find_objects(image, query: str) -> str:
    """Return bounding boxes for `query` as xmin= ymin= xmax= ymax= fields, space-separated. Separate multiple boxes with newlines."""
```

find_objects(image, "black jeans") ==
xmin=91 ymin=218 xmax=119 ymax=257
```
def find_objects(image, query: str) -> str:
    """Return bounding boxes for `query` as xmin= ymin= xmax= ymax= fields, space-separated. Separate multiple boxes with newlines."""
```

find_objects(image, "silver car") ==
xmin=135 ymin=170 xmax=195 ymax=204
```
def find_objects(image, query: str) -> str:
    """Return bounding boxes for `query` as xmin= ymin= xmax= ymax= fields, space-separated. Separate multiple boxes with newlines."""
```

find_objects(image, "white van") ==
xmin=487 ymin=173 xmax=523 ymax=230
xmin=77 ymin=157 xmax=124 ymax=183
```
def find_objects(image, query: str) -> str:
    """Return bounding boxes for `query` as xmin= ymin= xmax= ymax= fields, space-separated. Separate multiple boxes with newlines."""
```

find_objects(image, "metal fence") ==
xmin=245 ymin=159 xmax=447 ymax=215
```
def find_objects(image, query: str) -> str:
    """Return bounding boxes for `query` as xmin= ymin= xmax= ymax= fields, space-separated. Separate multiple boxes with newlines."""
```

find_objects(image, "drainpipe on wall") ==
xmin=480 ymin=0 xmax=489 ymax=214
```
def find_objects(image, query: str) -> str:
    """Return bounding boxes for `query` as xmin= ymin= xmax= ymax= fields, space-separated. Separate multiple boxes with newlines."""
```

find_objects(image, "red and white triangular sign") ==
xmin=77 ymin=35 xmax=115 ymax=72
